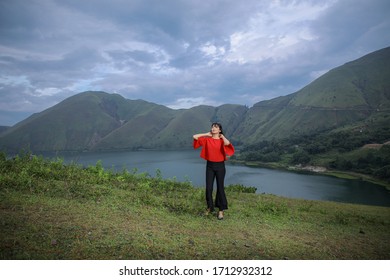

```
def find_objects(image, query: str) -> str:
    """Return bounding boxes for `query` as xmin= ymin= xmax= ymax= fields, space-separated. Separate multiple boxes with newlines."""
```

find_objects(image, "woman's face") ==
xmin=211 ymin=124 xmax=221 ymax=134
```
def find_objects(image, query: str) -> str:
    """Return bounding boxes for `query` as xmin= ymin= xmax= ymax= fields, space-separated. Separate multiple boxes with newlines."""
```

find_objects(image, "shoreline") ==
xmin=8 ymin=148 xmax=390 ymax=190
xmin=231 ymin=159 xmax=390 ymax=190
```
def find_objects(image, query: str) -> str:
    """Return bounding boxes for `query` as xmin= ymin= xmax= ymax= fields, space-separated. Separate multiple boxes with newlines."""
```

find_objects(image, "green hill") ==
xmin=0 ymin=47 xmax=389 ymax=154
xmin=0 ymin=92 xmax=247 ymax=152
xmin=290 ymin=47 xmax=390 ymax=109
xmin=0 ymin=126 xmax=10 ymax=135
xmin=1 ymin=153 xmax=389 ymax=259
xmin=234 ymin=47 xmax=390 ymax=143
xmin=0 ymin=92 xmax=160 ymax=152
xmin=233 ymin=47 xmax=390 ymax=183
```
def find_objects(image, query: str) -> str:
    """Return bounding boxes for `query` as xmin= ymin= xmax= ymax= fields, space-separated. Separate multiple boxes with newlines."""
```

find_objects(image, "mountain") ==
xmin=0 ymin=91 xmax=248 ymax=152
xmin=0 ymin=126 xmax=10 ymax=135
xmin=0 ymin=47 xmax=389 ymax=153
xmin=233 ymin=46 xmax=390 ymax=144
xmin=0 ymin=92 xmax=126 ymax=151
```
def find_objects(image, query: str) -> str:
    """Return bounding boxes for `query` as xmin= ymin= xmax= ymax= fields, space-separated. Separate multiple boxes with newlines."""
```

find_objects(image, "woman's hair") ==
xmin=211 ymin=122 xmax=224 ymax=135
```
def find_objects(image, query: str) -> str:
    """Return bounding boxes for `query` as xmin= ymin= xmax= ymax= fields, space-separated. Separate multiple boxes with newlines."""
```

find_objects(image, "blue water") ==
xmin=45 ymin=149 xmax=390 ymax=207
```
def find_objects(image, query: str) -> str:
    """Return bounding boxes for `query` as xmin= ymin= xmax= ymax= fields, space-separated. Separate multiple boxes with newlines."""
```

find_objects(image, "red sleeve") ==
xmin=224 ymin=143 xmax=235 ymax=157
xmin=193 ymin=137 xmax=205 ymax=149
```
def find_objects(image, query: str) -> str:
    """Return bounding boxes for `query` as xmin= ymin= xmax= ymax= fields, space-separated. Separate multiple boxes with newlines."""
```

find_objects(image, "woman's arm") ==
xmin=220 ymin=134 xmax=231 ymax=146
xmin=193 ymin=132 xmax=212 ymax=140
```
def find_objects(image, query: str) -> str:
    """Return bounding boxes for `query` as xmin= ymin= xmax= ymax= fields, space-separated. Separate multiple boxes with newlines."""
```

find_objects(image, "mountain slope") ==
xmin=0 ymin=126 xmax=10 ymax=135
xmin=290 ymin=47 xmax=390 ymax=109
xmin=0 ymin=92 xmax=247 ymax=152
xmin=0 ymin=91 xmax=166 ymax=152
xmin=235 ymin=47 xmax=390 ymax=143
xmin=0 ymin=47 xmax=389 ymax=152
xmin=94 ymin=104 xmax=248 ymax=150
xmin=94 ymin=103 xmax=178 ymax=150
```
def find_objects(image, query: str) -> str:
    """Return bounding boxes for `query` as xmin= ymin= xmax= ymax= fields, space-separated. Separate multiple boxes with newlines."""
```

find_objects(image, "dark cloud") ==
xmin=0 ymin=0 xmax=389 ymax=125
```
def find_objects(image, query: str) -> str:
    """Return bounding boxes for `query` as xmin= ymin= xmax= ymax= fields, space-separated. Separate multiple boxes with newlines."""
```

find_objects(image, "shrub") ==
xmin=290 ymin=150 xmax=311 ymax=165
xmin=225 ymin=184 xmax=257 ymax=193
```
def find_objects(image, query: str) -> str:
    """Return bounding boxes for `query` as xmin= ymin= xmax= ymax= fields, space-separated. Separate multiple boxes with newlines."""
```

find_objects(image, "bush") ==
xmin=290 ymin=150 xmax=311 ymax=165
xmin=374 ymin=165 xmax=390 ymax=181
xmin=225 ymin=184 xmax=257 ymax=193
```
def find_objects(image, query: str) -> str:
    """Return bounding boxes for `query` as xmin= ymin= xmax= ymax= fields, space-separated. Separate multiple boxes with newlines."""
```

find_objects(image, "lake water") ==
xmin=47 ymin=149 xmax=390 ymax=207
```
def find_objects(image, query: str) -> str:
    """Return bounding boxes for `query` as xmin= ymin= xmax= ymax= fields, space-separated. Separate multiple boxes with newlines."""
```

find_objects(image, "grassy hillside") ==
xmin=0 ymin=127 xmax=9 ymax=138
xmin=236 ymin=47 xmax=390 ymax=143
xmin=0 ymin=47 xmax=389 ymax=153
xmin=232 ymin=95 xmax=292 ymax=142
xmin=290 ymin=47 xmax=390 ymax=108
xmin=0 ymin=92 xmax=124 ymax=152
xmin=94 ymin=104 xmax=178 ymax=150
xmin=1 ymin=152 xmax=389 ymax=260
xmin=238 ymin=109 xmax=390 ymax=184
xmin=93 ymin=103 xmax=248 ymax=150
xmin=152 ymin=105 xmax=216 ymax=149
xmin=234 ymin=48 xmax=390 ymax=182
xmin=0 ymin=93 xmax=247 ymax=152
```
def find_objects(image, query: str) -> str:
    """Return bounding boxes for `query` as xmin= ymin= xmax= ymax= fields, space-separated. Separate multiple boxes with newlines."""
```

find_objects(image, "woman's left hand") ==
xmin=220 ymin=134 xmax=230 ymax=145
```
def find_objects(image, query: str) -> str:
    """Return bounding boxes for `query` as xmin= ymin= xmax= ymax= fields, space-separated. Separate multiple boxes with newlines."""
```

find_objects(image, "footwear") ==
xmin=217 ymin=211 xmax=224 ymax=220
xmin=205 ymin=208 xmax=214 ymax=216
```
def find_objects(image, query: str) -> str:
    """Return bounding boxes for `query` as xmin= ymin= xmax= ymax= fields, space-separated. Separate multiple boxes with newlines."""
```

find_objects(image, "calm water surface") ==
xmin=48 ymin=149 xmax=390 ymax=207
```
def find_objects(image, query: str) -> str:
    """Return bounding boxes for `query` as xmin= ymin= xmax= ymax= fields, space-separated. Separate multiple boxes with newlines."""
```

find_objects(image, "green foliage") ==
xmin=1 ymin=151 xmax=390 ymax=260
xmin=374 ymin=165 xmax=390 ymax=180
xmin=2 ymin=48 xmax=390 ymax=153
xmin=290 ymin=150 xmax=311 ymax=165
xmin=225 ymin=184 xmax=257 ymax=193
xmin=0 ymin=151 xmax=203 ymax=213
xmin=241 ymin=140 xmax=283 ymax=162
xmin=239 ymin=111 xmax=390 ymax=181
xmin=256 ymin=199 xmax=288 ymax=216
xmin=0 ymin=91 xmax=247 ymax=152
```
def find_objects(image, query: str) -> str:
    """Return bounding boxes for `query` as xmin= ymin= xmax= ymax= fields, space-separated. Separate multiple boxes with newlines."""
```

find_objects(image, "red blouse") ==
xmin=193 ymin=136 xmax=235 ymax=162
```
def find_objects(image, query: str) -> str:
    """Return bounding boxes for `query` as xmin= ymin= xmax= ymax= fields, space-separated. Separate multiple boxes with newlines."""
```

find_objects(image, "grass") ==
xmin=0 ymin=152 xmax=389 ymax=260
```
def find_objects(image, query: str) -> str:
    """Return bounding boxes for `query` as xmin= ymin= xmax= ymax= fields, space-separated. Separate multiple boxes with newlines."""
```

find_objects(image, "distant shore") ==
xmin=231 ymin=159 xmax=390 ymax=190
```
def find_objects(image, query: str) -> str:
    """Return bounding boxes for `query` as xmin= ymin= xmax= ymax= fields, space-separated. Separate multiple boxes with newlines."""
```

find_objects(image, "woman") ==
xmin=193 ymin=123 xmax=235 ymax=220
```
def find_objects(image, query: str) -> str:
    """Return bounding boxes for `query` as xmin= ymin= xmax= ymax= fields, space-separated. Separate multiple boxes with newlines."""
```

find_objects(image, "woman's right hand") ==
xmin=193 ymin=132 xmax=212 ymax=140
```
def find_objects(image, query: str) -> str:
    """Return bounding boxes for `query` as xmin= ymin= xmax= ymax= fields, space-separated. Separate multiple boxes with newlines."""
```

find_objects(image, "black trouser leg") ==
xmin=205 ymin=164 xmax=215 ymax=211
xmin=215 ymin=166 xmax=227 ymax=210
xmin=205 ymin=161 xmax=228 ymax=211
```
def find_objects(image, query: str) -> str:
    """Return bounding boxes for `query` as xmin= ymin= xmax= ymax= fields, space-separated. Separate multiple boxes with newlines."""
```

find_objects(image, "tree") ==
xmin=291 ymin=150 xmax=311 ymax=165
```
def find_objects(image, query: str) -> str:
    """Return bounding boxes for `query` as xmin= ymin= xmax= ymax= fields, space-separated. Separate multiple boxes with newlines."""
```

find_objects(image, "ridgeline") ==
xmin=1 ymin=47 xmax=390 ymax=154
xmin=1 ymin=47 xmax=390 ymax=184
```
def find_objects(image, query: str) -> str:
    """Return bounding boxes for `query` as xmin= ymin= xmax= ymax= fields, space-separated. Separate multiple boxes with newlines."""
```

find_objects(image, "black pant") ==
xmin=205 ymin=161 xmax=228 ymax=211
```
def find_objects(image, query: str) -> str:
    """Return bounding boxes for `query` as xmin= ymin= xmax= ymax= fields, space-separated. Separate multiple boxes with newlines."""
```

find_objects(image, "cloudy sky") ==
xmin=1 ymin=0 xmax=389 ymax=126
